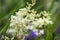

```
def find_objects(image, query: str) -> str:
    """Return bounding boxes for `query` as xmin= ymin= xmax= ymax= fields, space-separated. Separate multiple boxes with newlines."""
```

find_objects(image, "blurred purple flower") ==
xmin=25 ymin=30 xmax=38 ymax=40
xmin=25 ymin=36 xmax=30 ymax=40
xmin=56 ymin=28 xmax=60 ymax=34
xmin=29 ymin=30 xmax=38 ymax=38
xmin=56 ymin=25 xmax=60 ymax=34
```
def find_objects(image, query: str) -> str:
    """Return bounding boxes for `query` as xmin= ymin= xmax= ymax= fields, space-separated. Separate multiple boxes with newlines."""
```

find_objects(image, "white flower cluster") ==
xmin=6 ymin=0 xmax=53 ymax=39
xmin=6 ymin=8 xmax=53 ymax=36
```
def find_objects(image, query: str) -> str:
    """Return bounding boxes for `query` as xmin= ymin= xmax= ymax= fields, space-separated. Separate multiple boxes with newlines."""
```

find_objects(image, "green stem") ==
xmin=45 ymin=24 xmax=55 ymax=40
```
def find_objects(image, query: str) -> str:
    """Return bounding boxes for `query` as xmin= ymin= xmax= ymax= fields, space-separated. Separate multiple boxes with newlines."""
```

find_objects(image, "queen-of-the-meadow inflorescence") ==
xmin=2 ymin=0 xmax=53 ymax=40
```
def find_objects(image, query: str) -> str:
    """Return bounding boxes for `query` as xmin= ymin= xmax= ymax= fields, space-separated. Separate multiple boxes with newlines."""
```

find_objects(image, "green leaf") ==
xmin=48 ymin=0 xmax=56 ymax=11
xmin=0 ymin=20 xmax=10 ymax=34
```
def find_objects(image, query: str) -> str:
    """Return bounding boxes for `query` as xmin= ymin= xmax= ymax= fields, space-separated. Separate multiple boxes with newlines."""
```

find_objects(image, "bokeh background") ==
xmin=0 ymin=0 xmax=60 ymax=40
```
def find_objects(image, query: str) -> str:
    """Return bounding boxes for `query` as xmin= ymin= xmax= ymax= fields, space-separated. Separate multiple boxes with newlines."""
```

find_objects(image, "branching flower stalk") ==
xmin=6 ymin=0 xmax=53 ymax=40
xmin=26 ymin=0 xmax=36 ymax=9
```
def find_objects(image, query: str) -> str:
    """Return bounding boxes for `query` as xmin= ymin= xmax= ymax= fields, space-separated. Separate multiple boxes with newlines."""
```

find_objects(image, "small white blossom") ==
xmin=39 ymin=29 xmax=44 ymax=35
xmin=43 ymin=17 xmax=53 ymax=25
xmin=6 ymin=29 xmax=17 ymax=36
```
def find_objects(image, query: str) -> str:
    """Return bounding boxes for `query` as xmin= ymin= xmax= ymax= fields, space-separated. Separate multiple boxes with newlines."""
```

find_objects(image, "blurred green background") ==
xmin=0 ymin=0 xmax=60 ymax=40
